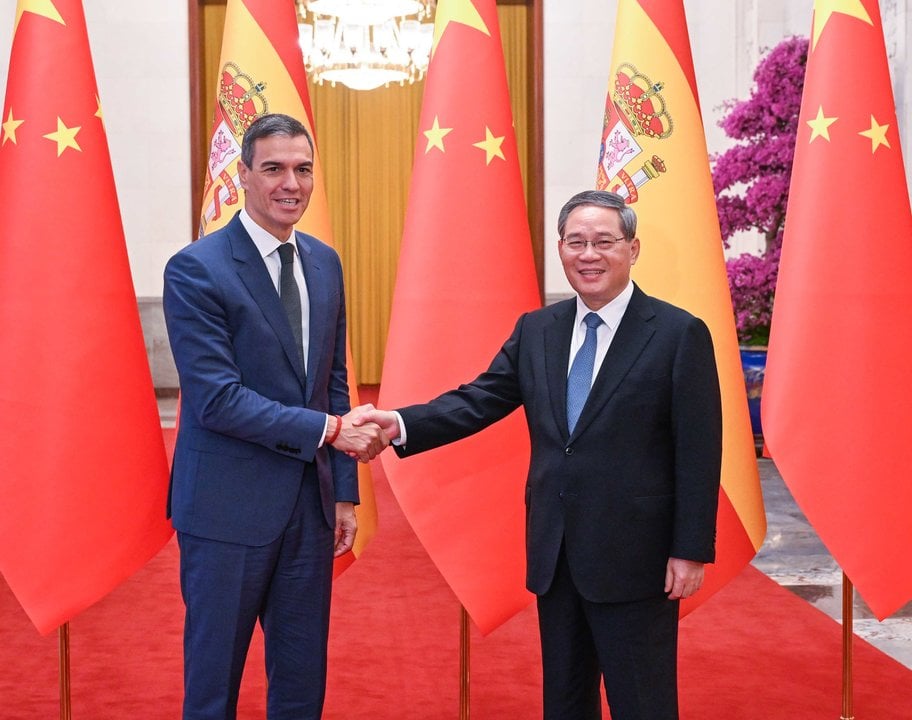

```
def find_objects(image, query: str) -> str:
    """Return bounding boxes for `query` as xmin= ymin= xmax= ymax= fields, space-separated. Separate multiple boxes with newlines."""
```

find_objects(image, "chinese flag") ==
xmin=0 ymin=0 xmax=172 ymax=634
xmin=595 ymin=0 xmax=766 ymax=615
xmin=198 ymin=0 xmax=376 ymax=572
xmin=379 ymin=0 xmax=541 ymax=633
xmin=763 ymin=0 xmax=912 ymax=619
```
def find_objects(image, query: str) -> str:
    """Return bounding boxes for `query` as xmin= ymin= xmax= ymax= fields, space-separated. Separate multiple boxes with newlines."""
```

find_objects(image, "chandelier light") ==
xmin=296 ymin=0 xmax=436 ymax=91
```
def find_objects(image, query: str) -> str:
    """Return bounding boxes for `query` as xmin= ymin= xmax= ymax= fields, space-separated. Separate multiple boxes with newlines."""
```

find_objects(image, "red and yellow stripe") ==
xmin=597 ymin=0 xmax=766 ymax=613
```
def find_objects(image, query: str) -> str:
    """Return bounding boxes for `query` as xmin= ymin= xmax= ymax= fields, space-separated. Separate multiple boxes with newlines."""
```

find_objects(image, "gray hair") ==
xmin=557 ymin=190 xmax=637 ymax=239
xmin=240 ymin=113 xmax=314 ymax=168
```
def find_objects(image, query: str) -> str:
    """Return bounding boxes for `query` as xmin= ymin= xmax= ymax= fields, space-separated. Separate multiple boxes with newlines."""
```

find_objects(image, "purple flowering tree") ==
xmin=712 ymin=36 xmax=809 ymax=345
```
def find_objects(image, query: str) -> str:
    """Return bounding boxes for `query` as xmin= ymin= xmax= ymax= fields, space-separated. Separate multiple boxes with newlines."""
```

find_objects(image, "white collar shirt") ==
xmin=240 ymin=209 xmax=310 ymax=372
xmin=567 ymin=280 xmax=635 ymax=387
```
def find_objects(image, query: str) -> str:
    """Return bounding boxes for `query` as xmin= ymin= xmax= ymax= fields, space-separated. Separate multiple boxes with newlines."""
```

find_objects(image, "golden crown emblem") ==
xmin=611 ymin=62 xmax=673 ymax=139
xmin=218 ymin=62 xmax=269 ymax=136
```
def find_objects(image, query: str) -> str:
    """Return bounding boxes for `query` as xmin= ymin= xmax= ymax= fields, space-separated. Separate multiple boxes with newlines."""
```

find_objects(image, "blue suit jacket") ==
xmin=163 ymin=214 xmax=357 ymax=546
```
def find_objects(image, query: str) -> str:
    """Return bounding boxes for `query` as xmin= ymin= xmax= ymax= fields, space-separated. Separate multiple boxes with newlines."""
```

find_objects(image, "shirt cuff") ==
xmin=318 ymin=413 xmax=330 ymax=447
xmin=392 ymin=410 xmax=406 ymax=446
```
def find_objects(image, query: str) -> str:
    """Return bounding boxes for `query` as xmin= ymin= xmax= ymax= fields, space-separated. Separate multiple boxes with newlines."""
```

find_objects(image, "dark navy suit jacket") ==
xmin=396 ymin=284 xmax=721 ymax=602
xmin=163 ymin=213 xmax=357 ymax=547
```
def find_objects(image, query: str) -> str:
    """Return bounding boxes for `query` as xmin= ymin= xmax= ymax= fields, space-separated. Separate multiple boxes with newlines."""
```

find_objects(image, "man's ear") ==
xmin=237 ymin=161 xmax=249 ymax=190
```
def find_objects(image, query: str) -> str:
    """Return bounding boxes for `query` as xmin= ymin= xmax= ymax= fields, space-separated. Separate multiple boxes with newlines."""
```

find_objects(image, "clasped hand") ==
xmin=329 ymin=404 xmax=390 ymax=462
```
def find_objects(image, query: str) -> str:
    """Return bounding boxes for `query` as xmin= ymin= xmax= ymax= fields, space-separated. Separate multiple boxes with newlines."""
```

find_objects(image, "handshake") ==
xmin=327 ymin=404 xmax=400 ymax=463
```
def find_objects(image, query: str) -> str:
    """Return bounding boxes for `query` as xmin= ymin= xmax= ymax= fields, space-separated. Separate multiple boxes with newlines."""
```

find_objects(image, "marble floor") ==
xmin=752 ymin=458 xmax=912 ymax=669
xmin=158 ymin=399 xmax=910 ymax=669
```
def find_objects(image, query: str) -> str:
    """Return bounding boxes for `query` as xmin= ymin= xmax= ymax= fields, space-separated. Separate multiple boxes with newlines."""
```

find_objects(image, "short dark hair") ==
xmin=557 ymin=190 xmax=637 ymax=239
xmin=240 ymin=113 xmax=314 ymax=168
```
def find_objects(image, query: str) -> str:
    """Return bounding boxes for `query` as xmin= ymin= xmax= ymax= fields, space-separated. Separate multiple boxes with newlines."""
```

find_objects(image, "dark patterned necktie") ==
xmin=277 ymin=242 xmax=305 ymax=375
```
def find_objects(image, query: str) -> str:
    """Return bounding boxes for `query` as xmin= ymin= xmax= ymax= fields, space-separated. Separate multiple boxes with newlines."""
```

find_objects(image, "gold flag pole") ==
xmin=59 ymin=622 xmax=72 ymax=720
xmin=459 ymin=606 xmax=471 ymax=720
xmin=840 ymin=572 xmax=854 ymax=720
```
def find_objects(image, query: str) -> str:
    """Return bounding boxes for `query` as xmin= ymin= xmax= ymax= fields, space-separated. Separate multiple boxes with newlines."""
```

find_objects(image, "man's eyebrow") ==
xmin=257 ymin=159 xmax=313 ymax=167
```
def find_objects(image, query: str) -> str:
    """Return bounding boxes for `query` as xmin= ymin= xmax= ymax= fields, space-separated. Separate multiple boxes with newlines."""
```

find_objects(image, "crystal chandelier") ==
xmin=296 ymin=1 xmax=436 ymax=91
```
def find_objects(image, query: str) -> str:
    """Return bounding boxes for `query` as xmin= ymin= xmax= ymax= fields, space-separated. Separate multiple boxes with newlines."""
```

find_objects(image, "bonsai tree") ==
xmin=712 ymin=36 xmax=809 ymax=346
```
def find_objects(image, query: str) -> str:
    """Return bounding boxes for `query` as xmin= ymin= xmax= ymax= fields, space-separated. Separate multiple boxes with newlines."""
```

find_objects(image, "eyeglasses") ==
xmin=560 ymin=235 xmax=629 ymax=254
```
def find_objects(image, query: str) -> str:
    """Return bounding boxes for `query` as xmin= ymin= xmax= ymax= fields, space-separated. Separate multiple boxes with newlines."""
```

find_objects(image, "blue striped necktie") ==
xmin=566 ymin=312 xmax=603 ymax=433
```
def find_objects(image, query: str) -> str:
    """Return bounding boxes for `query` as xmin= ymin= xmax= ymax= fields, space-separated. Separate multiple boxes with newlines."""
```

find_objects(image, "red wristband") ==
xmin=326 ymin=415 xmax=342 ymax=445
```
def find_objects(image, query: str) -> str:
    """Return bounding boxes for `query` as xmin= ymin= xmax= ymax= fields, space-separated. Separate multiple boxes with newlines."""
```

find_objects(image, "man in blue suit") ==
xmin=358 ymin=191 xmax=722 ymax=720
xmin=163 ymin=113 xmax=386 ymax=720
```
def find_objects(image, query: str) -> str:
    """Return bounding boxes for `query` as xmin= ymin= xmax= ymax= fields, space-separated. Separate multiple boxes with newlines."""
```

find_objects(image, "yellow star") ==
xmin=423 ymin=115 xmax=452 ymax=154
xmin=811 ymin=0 xmax=872 ymax=50
xmin=43 ymin=117 xmax=82 ymax=156
xmin=95 ymin=94 xmax=105 ymax=127
xmin=472 ymin=126 xmax=505 ymax=165
xmin=432 ymin=0 xmax=489 ymax=57
xmin=806 ymin=106 xmax=838 ymax=142
xmin=14 ymin=0 xmax=65 ymax=33
xmin=2 ymin=108 xmax=25 ymax=146
xmin=858 ymin=115 xmax=890 ymax=153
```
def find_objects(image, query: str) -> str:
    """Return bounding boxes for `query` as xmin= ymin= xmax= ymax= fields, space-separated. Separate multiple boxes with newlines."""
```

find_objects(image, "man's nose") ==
xmin=580 ymin=241 xmax=600 ymax=258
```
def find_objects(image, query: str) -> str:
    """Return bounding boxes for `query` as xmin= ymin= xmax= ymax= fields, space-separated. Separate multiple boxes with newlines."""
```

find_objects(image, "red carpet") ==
xmin=2 ymin=409 xmax=910 ymax=718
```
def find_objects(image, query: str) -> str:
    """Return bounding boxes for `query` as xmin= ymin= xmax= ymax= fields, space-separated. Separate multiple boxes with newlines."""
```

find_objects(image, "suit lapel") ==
xmin=227 ymin=217 xmax=308 ymax=391
xmin=297 ymin=232 xmax=325 ymax=404
xmin=543 ymin=299 xmax=577 ymax=439
xmin=570 ymin=285 xmax=656 ymax=439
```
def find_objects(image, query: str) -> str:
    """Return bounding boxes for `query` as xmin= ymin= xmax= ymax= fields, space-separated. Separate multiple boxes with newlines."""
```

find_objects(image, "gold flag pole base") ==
xmin=59 ymin=622 xmax=72 ymax=720
xmin=460 ymin=606 xmax=471 ymax=720
xmin=840 ymin=572 xmax=854 ymax=720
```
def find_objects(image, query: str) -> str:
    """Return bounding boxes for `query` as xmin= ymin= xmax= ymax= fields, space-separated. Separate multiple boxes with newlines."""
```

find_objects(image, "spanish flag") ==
xmin=199 ymin=0 xmax=376 ymax=572
xmin=595 ymin=0 xmax=766 ymax=614
xmin=0 ymin=0 xmax=172 ymax=634
xmin=379 ymin=0 xmax=541 ymax=634
xmin=763 ymin=0 xmax=912 ymax=619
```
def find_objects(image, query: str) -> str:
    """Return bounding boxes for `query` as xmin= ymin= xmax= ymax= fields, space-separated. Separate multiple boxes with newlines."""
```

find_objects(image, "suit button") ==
xmin=565 ymin=447 xmax=573 ymax=456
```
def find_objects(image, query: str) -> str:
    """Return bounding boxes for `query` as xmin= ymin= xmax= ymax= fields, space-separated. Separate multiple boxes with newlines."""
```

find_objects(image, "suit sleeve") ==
xmin=669 ymin=316 xmax=722 ymax=562
xmin=163 ymin=249 xmax=327 ymax=461
xmin=395 ymin=314 xmax=526 ymax=456
xmin=326 ymin=256 xmax=358 ymax=503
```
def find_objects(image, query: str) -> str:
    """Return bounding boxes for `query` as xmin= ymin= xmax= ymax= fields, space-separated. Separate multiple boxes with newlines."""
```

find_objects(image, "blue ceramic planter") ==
xmin=739 ymin=346 xmax=768 ymax=443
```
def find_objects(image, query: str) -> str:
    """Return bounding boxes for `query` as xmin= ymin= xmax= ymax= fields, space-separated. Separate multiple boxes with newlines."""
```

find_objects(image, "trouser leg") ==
xmin=261 ymin=469 xmax=334 ymax=720
xmin=537 ymin=546 xmax=602 ymax=720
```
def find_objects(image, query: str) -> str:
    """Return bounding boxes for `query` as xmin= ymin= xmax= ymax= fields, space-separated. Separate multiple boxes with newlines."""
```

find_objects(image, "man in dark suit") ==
xmin=359 ymin=190 xmax=722 ymax=720
xmin=163 ymin=113 xmax=386 ymax=720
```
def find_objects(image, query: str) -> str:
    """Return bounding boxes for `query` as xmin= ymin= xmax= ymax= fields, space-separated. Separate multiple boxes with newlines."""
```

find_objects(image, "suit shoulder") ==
xmin=494 ymin=300 xmax=570 ymax=342
xmin=639 ymin=291 xmax=705 ymax=328
xmin=296 ymin=231 xmax=339 ymax=259
xmin=521 ymin=297 xmax=574 ymax=326
xmin=168 ymin=226 xmax=229 ymax=264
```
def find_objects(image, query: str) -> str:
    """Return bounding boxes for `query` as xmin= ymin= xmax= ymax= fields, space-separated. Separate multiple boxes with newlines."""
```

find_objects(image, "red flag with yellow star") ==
xmin=0 ymin=0 xmax=172 ymax=634
xmin=379 ymin=0 xmax=540 ymax=633
xmin=762 ymin=0 xmax=912 ymax=619
xmin=595 ymin=0 xmax=766 ymax=616
xmin=196 ymin=0 xmax=377 ymax=574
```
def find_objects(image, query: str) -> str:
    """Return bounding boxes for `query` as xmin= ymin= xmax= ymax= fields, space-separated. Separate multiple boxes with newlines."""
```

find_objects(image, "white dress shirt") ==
xmin=567 ymin=280 xmax=635 ymax=388
xmin=240 ymin=209 xmax=310 ymax=373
